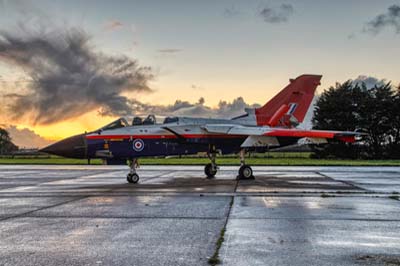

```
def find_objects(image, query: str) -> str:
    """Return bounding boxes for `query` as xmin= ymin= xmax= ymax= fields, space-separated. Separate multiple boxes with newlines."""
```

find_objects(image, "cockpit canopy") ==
xmin=100 ymin=115 xmax=179 ymax=130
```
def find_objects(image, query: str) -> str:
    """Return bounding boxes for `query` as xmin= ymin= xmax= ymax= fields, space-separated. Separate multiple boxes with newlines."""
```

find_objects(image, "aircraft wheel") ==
xmin=238 ymin=165 xmax=254 ymax=180
xmin=204 ymin=163 xmax=217 ymax=179
xmin=127 ymin=173 xmax=139 ymax=184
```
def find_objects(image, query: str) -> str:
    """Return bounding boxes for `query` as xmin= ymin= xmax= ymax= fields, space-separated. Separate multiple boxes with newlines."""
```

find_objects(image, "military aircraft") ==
xmin=41 ymin=74 xmax=364 ymax=183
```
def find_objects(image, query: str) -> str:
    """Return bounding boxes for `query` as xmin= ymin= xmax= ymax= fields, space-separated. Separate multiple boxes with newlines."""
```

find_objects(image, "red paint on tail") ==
xmin=255 ymin=74 xmax=322 ymax=126
xmin=267 ymin=104 xmax=290 ymax=127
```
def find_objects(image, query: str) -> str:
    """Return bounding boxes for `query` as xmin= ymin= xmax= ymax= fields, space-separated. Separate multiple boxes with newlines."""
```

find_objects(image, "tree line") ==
xmin=1 ymin=80 xmax=399 ymax=159
xmin=0 ymin=128 xmax=18 ymax=155
xmin=312 ymin=80 xmax=400 ymax=159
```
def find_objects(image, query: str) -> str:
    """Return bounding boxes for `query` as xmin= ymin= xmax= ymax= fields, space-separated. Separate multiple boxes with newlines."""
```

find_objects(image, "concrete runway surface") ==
xmin=0 ymin=165 xmax=400 ymax=266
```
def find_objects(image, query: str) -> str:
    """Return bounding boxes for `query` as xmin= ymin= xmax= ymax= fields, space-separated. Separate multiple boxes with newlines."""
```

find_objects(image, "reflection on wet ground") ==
xmin=0 ymin=165 xmax=399 ymax=266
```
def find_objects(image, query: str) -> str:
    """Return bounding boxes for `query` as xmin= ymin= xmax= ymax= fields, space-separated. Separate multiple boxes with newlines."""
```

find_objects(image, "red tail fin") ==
xmin=255 ymin=74 xmax=322 ymax=126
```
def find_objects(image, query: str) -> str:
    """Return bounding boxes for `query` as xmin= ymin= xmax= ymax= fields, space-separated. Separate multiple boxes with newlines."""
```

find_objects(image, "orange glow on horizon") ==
xmin=2 ymin=77 xmax=315 ymax=142
xmin=16 ymin=111 xmax=118 ymax=142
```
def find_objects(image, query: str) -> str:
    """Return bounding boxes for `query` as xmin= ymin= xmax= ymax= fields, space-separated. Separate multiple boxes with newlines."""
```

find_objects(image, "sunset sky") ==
xmin=0 ymin=0 xmax=399 ymax=147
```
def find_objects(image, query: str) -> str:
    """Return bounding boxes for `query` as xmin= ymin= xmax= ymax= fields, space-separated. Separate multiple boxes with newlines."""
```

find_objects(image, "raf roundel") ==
xmin=132 ymin=139 xmax=145 ymax=152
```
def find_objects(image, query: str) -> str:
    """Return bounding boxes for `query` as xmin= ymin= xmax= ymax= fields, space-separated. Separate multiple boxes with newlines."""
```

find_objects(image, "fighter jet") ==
xmin=41 ymin=74 xmax=364 ymax=183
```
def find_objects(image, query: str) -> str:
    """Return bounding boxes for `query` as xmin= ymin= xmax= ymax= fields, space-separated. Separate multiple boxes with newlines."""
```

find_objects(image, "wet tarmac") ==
xmin=0 ymin=165 xmax=399 ymax=265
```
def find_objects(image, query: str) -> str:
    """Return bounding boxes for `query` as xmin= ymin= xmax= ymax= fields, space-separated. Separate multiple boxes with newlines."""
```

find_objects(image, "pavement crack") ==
xmin=317 ymin=171 xmax=367 ymax=191
xmin=208 ymin=180 xmax=237 ymax=265
xmin=19 ymin=215 xmax=226 ymax=220
xmin=228 ymin=217 xmax=400 ymax=222
xmin=0 ymin=196 xmax=86 ymax=222
xmin=0 ymin=182 xmax=122 ymax=223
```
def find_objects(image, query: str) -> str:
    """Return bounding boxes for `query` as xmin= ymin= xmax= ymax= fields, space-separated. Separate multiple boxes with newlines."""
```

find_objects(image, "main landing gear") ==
xmin=237 ymin=149 xmax=254 ymax=180
xmin=204 ymin=151 xmax=218 ymax=179
xmin=203 ymin=147 xmax=254 ymax=180
xmin=127 ymin=158 xmax=140 ymax=184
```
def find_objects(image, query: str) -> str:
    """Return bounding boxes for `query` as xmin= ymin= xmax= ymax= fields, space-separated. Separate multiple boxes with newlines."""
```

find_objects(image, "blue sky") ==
xmin=1 ymin=0 xmax=399 ymax=104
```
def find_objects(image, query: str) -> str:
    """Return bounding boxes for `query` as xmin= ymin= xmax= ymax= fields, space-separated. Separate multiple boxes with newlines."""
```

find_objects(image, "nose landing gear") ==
xmin=127 ymin=158 xmax=140 ymax=184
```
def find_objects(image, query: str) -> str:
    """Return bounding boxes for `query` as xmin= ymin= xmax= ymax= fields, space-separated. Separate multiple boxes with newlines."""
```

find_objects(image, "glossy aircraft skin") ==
xmin=41 ymin=74 xmax=364 ymax=183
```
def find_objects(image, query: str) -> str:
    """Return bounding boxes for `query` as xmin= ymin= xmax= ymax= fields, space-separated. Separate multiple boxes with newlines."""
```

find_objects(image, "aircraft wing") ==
xmin=262 ymin=128 xmax=363 ymax=141
xmin=162 ymin=124 xmax=364 ymax=147
xmin=202 ymin=124 xmax=360 ymax=137
xmin=201 ymin=125 xmax=365 ymax=147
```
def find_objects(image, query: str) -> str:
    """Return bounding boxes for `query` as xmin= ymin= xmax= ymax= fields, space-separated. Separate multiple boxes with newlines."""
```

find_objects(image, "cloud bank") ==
xmin=3 ymin=125 xmax=52 ymax=148
xmin=0 ymin=25 xmax=153 ymax=125
xmin=364 ymin=5 xmax=400 ymax=34
xmin=106 ymin=97 xmax=261 ymax=119
xmin=352 ymin=75 xmax=387 ymax=89
xmin=0 ymin=24 xmax=263 ymax=126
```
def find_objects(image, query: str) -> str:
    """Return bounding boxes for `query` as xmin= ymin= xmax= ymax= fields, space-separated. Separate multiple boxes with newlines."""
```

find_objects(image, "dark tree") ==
xmin=0 ymin=128 xmax=18 ymax=154
xmin=387 ymin=86 xmax=400 ymax=157
xmin=313 ymin=81 xmax=364 ymax=131
xmin=312 ymin=81 xmax=366 ymax=158
xmin=358 ymin=83 xmax=396 ymax=158
xmin=312 ymin=81 xmax=399 ymax=159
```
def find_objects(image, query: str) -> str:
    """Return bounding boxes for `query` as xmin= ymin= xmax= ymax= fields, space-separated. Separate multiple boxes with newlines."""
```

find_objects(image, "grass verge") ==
xmin=389 ymin=195 xmax=399 ymax=200
xmin=1 ymin=156 xmax=400 ymax=166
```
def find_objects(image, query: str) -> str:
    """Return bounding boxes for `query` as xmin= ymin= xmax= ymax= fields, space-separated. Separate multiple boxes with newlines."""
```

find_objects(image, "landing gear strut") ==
xmin=237 ymin=149 xmax=254 ymax=180
xmin=127 ymin=158 xmax=140 ymax=184
xmin=204 ymin=147 xmax=218 ymax=179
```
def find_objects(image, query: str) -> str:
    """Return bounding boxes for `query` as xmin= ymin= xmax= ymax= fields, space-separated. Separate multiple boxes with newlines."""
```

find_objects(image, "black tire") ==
xmin=204 ymin=163 xmax=217 ymax=179
xmin=127 ymin=173 xmax=139 ymax=184
xmin=238 ymin=165 xmax=253 ymax=179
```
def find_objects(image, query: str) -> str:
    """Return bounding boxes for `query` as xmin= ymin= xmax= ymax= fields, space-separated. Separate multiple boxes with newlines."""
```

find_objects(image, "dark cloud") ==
xmin=364 ymin=5 xmax=400 ymax=34
xmin=104 ymin=20 xmax=123 ymax=31
xmin=0 ymin=25 xmax=153 ymax=125
xmin=175 ymin=97 xmax=260 ymax=118
xmin=352 ymin=75 xmax=387 ymax=89
xmin=3 ymin=125 xmax=52 ymax=148
xmin=259 ymin=3 xmax=294 ymax=23
xmin=157 ymin=49 xmax=183 ymax=54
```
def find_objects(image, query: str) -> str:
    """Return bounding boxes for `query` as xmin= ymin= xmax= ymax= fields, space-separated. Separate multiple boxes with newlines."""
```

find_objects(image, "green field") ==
xmin=1 ymin=153 xmax=400 ymax=166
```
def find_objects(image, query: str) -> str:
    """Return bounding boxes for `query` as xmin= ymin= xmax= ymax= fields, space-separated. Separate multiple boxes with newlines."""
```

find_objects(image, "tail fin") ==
xmin=255 ymin=74 xmax=322 ymax=127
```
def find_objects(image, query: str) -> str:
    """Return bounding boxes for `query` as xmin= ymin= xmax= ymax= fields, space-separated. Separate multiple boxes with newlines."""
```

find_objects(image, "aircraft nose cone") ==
xmin=40 ymin=134 xmax=87 ymax=158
